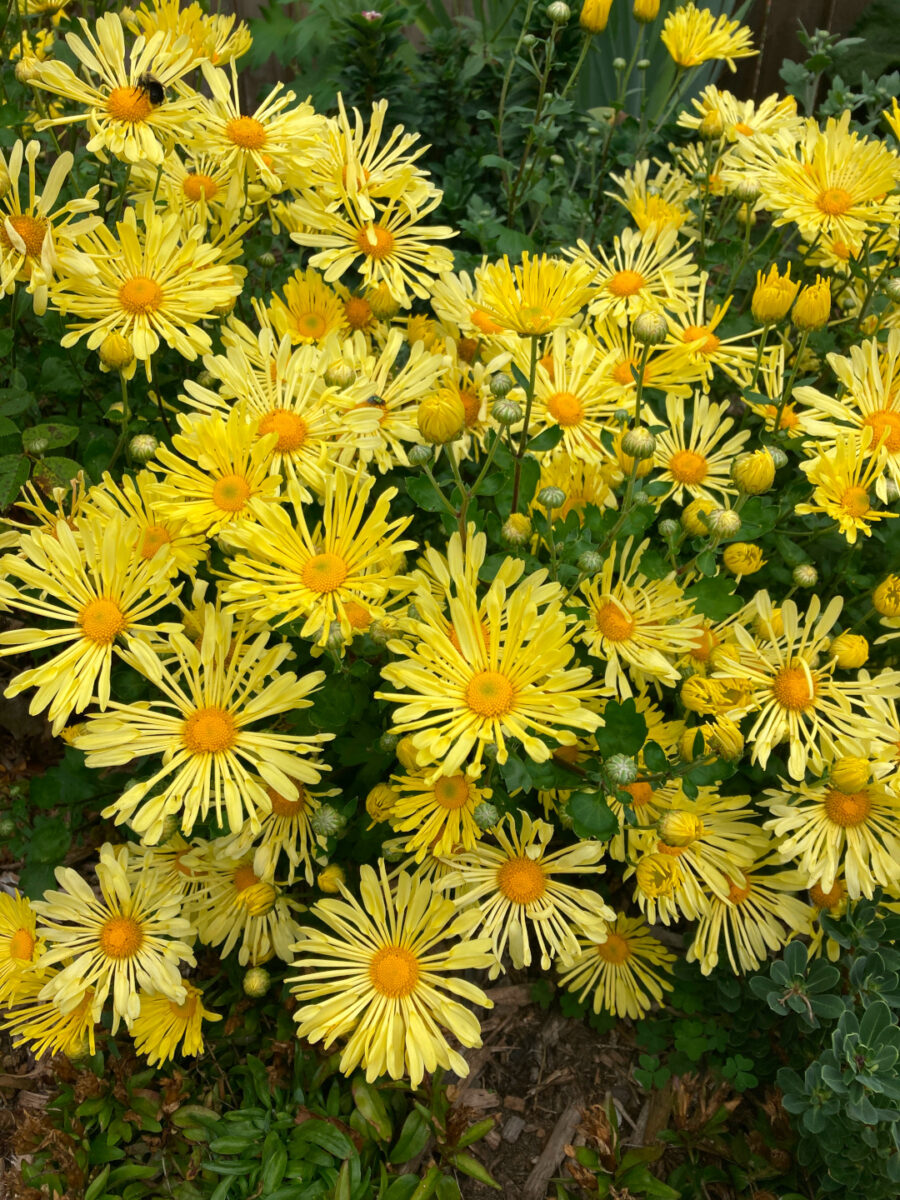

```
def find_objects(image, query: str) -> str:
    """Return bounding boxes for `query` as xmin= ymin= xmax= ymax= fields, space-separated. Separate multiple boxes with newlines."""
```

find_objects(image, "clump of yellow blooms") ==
xmin=0 ymin=0 xmax=898 ymax=1095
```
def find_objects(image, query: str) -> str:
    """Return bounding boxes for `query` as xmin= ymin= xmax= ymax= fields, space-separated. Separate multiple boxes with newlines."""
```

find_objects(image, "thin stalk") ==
xmin=510 ymin=336 xmax=540 ymax=512
xmin=468 ymin=427 xmax=503 ymax=499
xmin=109 ymin=370 xmax=130 ymax=470
xmin=774 ymin=328 xmax=810 ymax=436
xmin=445 ymin=441 xmax=469 ymax=548
xmin=748 ymin=322 xmax=772 ymax=393
xmin=632 ymin=339 xmax=652 ymax=425
xmin=422 ymin=461 xmax=458 ymax=520
xmin=496 ymin=0 xmax=536 ymax=165
xmin=147 ymin=354 xmax=172 ymax=439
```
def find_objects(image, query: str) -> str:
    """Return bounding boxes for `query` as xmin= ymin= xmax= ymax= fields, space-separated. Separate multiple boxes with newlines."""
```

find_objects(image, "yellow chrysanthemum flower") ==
xmin=724 ymin=593 xmax=900 ymax=780
xmin=474 ymin=253 xmax=596 ymax=336
xmin=2 ymin=985 xmax=97 ymax=1060
xmin=33 ymin=844 xmax=194 ymax=1033
xmin=527 ymin=327 xmax=618 ymax=460
xmin=287 ymin=191 xmax=456 ymax=307
xmin=125 ymin=0 xmax=252 ymax=67
xmin=0 ymin=893 xmax=45 ymax=1007
xmin=379 ymin=571 xmax=603 ymax=775
xmin=607 ymin=159 xmax=693 ymax=238
xmin=653 ymin=391 xmax=750 ymax=503
xmin=661 ymin=3 xmax=756 ymax=71
xmin=130 ymin=152 xmax=244 ymax=231
xmin=290 ymin=863 xmax=495 ymax=1086
xmin=763 ymin=778 xmax=900 ymax=899
xmin=132 ymin=982 xmax=221 ymax=1065
xmin=755 ymin=112 xmax=900 ymax=252
xmin=32 ymin=12 xmax=200 ymax=165
xmin=226 ymin=781 xmax=336 ymax=885
xmin=533 ymin=451 xmax=617 ymax=522
xmin=592 ymin=315 xmax=698 ymax=405
xmin=268 ymin=267 xmax=349 ymax=345
xmin=579 ymin=538 xmax=704 ymax=697
xmin=50 ymin=202 xmax=242 ymax=368
xmin=220 ymin=468 xmax=416 ymax=645
xmin=679 ymin=86 xmax=801 ymax=145
xmin=665 ymin=274 xmax=762 ymax=388
xmin=437 ymin=813 xmax=614 ymax=977
xmin=0 ymin=514 xmax=179 ymax=735
xmin=558 ymin=914 xmax=676 ymax=1019
xmin=687 ymin=858 xmax=813 ymax=975
xmin=149 ymin=405 xmax=282 ymax=538
xmin=74 ymin=606 xmax=330 ymax=842
xmin=575 ymin=226 xmax=699 ymax=322
xmin=388 ymin=769 xmax=487 ymax=861
xmin=796 ymin=431 xmax=898 ymax=544
xmin=85 ymin=470 xmax=208 ymax=576
xmin=0 ymin=139 xmax=99 ymax=315
xmin=191 ymin=849 xmax=303 ymax=965
xmin=794 ymin=330 xmax=900 ymax=501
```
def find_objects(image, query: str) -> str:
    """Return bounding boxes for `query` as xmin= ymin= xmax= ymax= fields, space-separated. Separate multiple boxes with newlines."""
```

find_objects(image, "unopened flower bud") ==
xmin=723 ymin=542 xmax=765 ymax=576
xmin=731 ymin=450 xmax=775 ymax=494
xmin=874 ymin=574 xmax=900 ymax=616
xmin=98 ymin=331 xmax=134 ymax=372
xmin=324 ymin=361 xmax=355 ymax=388
xmin=831 ymin=756 xmax=870 ymax=792
xmin=699 ymin=111 xmax=724 ymax=139
xmin=706 ymin=508 xmax=742 ymax=537
xmin=605 ymin=754 xmax=638 ymax=785
xmin=621 ymin=426 xmax=657 ymax=459
xmin=369 ymin=620 xmax=390 ymax=644
xmin=633 ymin=311 xmax=668 ymax=345
xmin=492 ymin=397 xmax=523 ymax=425
xmin=577 ymin=549 xmax=603 ymax=574
xmin=317 ymin=864 xmax=346 ymax=893
xmin=657 ymin=810 xmax=704 ymax=847
xmin=658 ymin=519 xmax=679 ymax=540
xmin=635 ymin=853 xmax=681 ymax=898
xmin=490 ymin=373 xmax=514 ymax=397
xmin=792 ymin=564 xmax=818 ymax=588
xmin=408 ymin=443 xmax=434 ymax=467
xmin=537 ymin=486 xmax=566 ymax=509
xmin=884 ymin=278 xmax=900 ymax=303
xmin=612 ymin=56 xmax=627 ymax=70
xmin=828 ymin=632 xmax=868 ymax=668
xmin=522 ymin=33 xmax=538 ymax=48
xmin=129 ymin=433 xmax=158 ymax=463
xmin=884 ymin=478 xmax=900 ymax=503
xmin=751 ymin=264 xmax=799 ymax=324
xmin=580 ymin=0 xmax=612 ymax=33
xmin=633 ymin=0 xmax=660 ymax=21
xmin=792 ymin=275 xmax=831 ymax=331
xmin=637 ymin=58 xmax=651 ymax=69
xmin=768 ymin=445 xmax=788 ymax=469
xmin=733 ymin=178 xmax=761 ymax=203
xmin=547 ymin=1 xmax=571 ymax=23
xmin=549 ymin=153 xmax=565 ymax=166
xmin=197 ymin=369 xmax=215 ymax=388
xmin=15 ymin=57 xmax=41 ymax=84
xmin=311 ymin=803 xmax=346 ymax=837
xmin=473 ymin=801 xmax=500 ymax=829
xmin=395 ymin=736 xmax=420 ymax=770
xmin=242 ymin=967 xmax=271 ymax=997
xmin=365 ymin=783 xmax=397 ymax=823
xmin=681 ymin=497 xmax=715 ymax=535
xmin=378 ymin=731 xmax=400 ymax=753
xmin=257 ymin=251 xmax=276 ymax=268
xmin=502 ymin=512 xmax=532 ymax=545
xmin=418 ymin=389 xmax=465 ymax=444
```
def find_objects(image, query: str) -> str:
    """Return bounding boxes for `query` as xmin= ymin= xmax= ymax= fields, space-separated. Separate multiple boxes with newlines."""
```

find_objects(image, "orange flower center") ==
xmin=457 ymin=336 xmax=479 ymax=363
xmin=657 ymin=841 xmax=686 ymax=857
xmin=369 ymin=944 xmax=420 ymax=997
xmin=459 ymin=389 xmax=481 ymax=427
xmin=343 ymin=600 xmax=371 ymax=630
xmin=9 ymin=928 xmax=35 ymax=960
xmin=169 ymin=993 xmax=198 ymax=1019
xmin=546 ymin=390 xmax=585 ymax=427
xmin=119 ymin=275 xmax=163 ymax=315
xmin=182 ymin=706 xmax=237 ymax=754
xmin=816 ymin=187 xmax=853 ymax=216
xmin=294 ymin=311 xmax=328 ymax=339
xmin=823 ymin=787 xmax=871 ymax=827
xmin=345 ymin=296 xmax=373 ymax=329
xmin=1 ymin=213 xmax=48 ymax=256
xmin=78 ymin=597 xmax=127 ymax=644
xmin=471 ymin=308 xmax=503 ymax=335
xmin=772 ymin=664 xmax=818 ymax=711
xmin=726 ymin=876 xmax=752 ymax=904
xmin=840 ymin=485 xmax=870 ymax=518
xmin=497 ymin=855 xmax=546 ymax=904
xmin=623 ymin=781 xmax=654 ymax=807
xmin=607 ymin=269 xmax=646 ymax=297
xmin=211 ymin=473 xmax=251 ymax=512
xmin=106 ymin=85 xmax=153 ymax=123
xmin=432 ymin=774 xmax=470 ymax=810
xmin=682 ymin=324 xmax=721 ymax=355
xmin=258 ymin=408 xmax=308 ymax=452
xmin=465 ymin=670 xmax=514 ymax=717
xmin=668 ymin=448 xmax=708 ymax=484
xmin=234 ymin=864 xmax=259 ymax=891
xmin=596 ymin=933 xmax=631 ymax=963
xmin=99 ymin=915 xmax=144 ymax=959
xmin=611 ymin=357 xmax=652 ymax=388
xmin=140 ymin=524 xmax=171 ymax=560
xmin=301 ymin=551 xmax=348 ymax=593
xmin=355 ymin=224 xmax=395 ymax=259
xmin=864 ymin=409 xmax=900 ymax=453
xmin=226 ymin=115 xmax=267 ymax=149
xmin=182 ymin=173 xmax=218 ymax=202
xmin=594 ymin=600 xmax=635 ymax=642
xmin=809 ymin=878 xmax=845 ymax=908
xmin=267 ymin=784 xmax=305 ymax=816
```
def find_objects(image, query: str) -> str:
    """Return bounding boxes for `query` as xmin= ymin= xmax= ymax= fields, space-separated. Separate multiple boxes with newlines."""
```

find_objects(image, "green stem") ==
xmin=507 ymin=27 xmax=558 ymax=222
xmin=445 ymin=441 xmax=469 ymax=548
xmin=496 ymin=0 xmax=536 ymax=168
xmin=510 ymin=336 xmax=540 ymax=513
xmin=469 ymin=428 xmax=502 ymax=499
xmin=748 ymin=323 xmax=771 ymax=393
xmin=109 ymin=370 xmax=130 ymax=470
xmin=560 ymin=32 xmax=592 ymax=102
xmin=774 ymin=328 xmax=810 ymax=435
xmin=633 ymin=339 xmax=652 ymax=425
xmin=422 ymin=461 xmax=458 ymax=520
xmin=147 ymin=354 xmax=172 ymax=439
xmin=600 ymin=458 xmax=640 ymax=555
xmin=115 ymin=164 xmax=132 ymax=221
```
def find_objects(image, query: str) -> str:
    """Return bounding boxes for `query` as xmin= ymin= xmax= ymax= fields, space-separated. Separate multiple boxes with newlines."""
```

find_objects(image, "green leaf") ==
xmin=447 ymin=1152 xmax=501 ymax=1189
xmin=406 ymin=474 xmax=452 ymax=514
xmin=352 ymin=1078 xmax=392 ymax=1141
xmin=84 ymin=1166 xmax=111 ymax=1200
xmin=389 ymin=1110 xmax=430 ymax=1164
xmin=23 ymin=422 xmax=80 ymax=453
xmin=260 ymin=1131 xmax=288 ymax=1192
xmin=527 ymin=426 xmax=564 ymax=452
xmin=27 ymin=820 xmax=71 ymax=865
xmin=696 ymin=549 xmax=717 ymax=576
xmin=0 ymin=415 xmax=21 ymax=453
xmin=567 ymin=791 xmax=619 ymax=841
xmin=31 ymin=455 xmax=82 ymax=493
xmin=642 ymin=741 xmax=668 ymax=773
xmin=686 ymin=576 xmax=742 ymax=620
xmin=595 ymin=699 xmax=647 ymax=758
xmin=0 ymin=453 xmax=29 ymax=509
xmin=293 ymin=1117 xmax=355 ymax=1160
